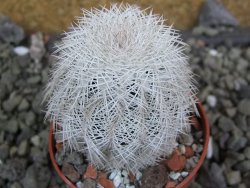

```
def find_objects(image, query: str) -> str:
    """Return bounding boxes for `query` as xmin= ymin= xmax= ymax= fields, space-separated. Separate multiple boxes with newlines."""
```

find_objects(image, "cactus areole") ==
xmin=45 ymin=4 xmax=200 ymax=174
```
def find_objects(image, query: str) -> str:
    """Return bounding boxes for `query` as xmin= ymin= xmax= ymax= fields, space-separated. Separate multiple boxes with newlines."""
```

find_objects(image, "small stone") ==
xmin=245 ymin=47 xmax=250 ymax=61
xmin=109 ymin=170 xmax=118 ymax=180
xmin=169 ymin=171 xmax=181 ymax=180
xmin=10 ymin=182 xmax=22 ymax=188
xmin=121 ymin=170 xmax=128 ymax=177
xmin=209 ymin=49 xmax=219 ymax=56
xmin=123 ymin=177 xmax=129 ymax=184
xmin=181 ymin=171 xmax=189 ymax=177
xmin=244 ymin=147 xmax=250 ymax=160
xmin=65 ymin=152 xmax=83 ymax=165
xmin=27 ymin=76 xmax=41 ymax=84
xmin=9 ymin=146 xmax=18 ymax=157
xmin=192 ymin=144 xmax=197 ymax=152
xmin=196 ymin=144 xmax=203 ymax=153
xmin=227 ymin=136 xmax=247 ymax=151
xmin=234 ymin=160 xmax=250 ymax=173
xmin=69 ymin=164 xmax=84 ymax=177
xmin=24 ymin=111 xmax=36 ymax=126
xmin=113 ymin=174 xmax=122 ymax=187
xmin=225 ymin=171 xmax=241 ymax=185
xmin=83 ymin=178 xmax=96 ymax=188
xmin=206 ymin=95 xmax=217 ymax=107
xmin=55 ymin=142 xmax=63 ymax=151
xmin=184 ymin=146 xmax=194 ymax=158
xmin=18 ymin=99 xmax=29 ymax=111
xmin=30 ymin=33 xmax=45 ymax=63
xmin=186 ymin=157 xmax=198 ymax=170
xmin=2 ymin=92 xmax=22 ymax=112
xmin=99 ymin=172 xmax=114 ymax=188
xmin=238 ymin=99 xmax=250 ymax=115
xmin=18 ymin=140 xmax=29 ymax=156
xmin=135 ymin=171 xmax=142 ymax=181
xmin=125 ymin=185 xmax=135 ymax=188
xmin=76 ymin=181 xmax=84 ymax=188
xmin=228 ymin=48 xmax=241 ymax=61
xmin=5 ymin=119 xmax=19 ymax=133
xmin=207 ymin=136 xmax=213 ymax=159
xmin=0 ymin=143 xmax=9 ymax=160
xmin=165 ymin=181 xmax=177 ymax=188
xmin=179 ymin=144 xmax=186 ymax=154
xmin=218 ymin=116 xmax=235 ymax=132
xmin=238 ymin=183 xmax=247 ymax=188
xmin=84 ymin=164 xmax=97 ymax=179
xmin=225 ymin=108 xmax=236 ymax=118
xmin=30 ymin=135 xmax=40 ymax=147
xmin=165 ymin=150 xmax=186 ymax=171
xmin=178 ymin=133 xmax=194 ymax=146
xmin=239 ymin=85 xmax=250 ymax=99
xmin=141 ymin=165 xmax=167 ymax=188
xmin=62 ymin=162 xmax=80 ymax=183
xmin=13 ymin=46 xmax=29 ymax=56
xmin=0 ymin=16 xmax=25 ymax=44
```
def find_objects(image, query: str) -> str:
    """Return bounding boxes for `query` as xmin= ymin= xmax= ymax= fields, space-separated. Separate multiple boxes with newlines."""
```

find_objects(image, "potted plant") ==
xmin=45 ymin=4 xmax=209 ymax=188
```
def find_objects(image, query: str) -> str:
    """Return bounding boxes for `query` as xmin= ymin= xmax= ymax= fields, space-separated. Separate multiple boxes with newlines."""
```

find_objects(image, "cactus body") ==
xmin=45 ymin=4 xmax=197 ymax=173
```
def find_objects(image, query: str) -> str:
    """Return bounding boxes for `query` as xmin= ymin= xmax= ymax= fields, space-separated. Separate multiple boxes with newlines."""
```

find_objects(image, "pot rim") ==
xmin=48 ymin=101 xmax=210 ymax=188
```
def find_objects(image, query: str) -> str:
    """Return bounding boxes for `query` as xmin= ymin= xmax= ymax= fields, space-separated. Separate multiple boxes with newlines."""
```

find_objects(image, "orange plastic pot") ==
xmin=48 ymin=101 xmax=210 ymax=188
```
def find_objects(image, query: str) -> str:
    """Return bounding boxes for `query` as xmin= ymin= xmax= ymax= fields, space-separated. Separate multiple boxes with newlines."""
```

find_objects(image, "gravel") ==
xmin=1 ymin=14 xmax=250 ymax=188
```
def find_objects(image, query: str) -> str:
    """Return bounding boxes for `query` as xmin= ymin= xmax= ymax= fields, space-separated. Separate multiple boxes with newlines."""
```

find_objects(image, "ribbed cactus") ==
xmin=44 ymin=4 xmax=197 ymax=173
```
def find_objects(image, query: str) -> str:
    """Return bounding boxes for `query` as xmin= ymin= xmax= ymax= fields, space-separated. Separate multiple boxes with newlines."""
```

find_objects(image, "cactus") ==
xmin=44 ymin=4 xmax=197 ymax=173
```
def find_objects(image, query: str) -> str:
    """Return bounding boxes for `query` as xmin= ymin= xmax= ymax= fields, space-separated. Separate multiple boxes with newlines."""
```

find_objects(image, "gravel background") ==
xmin=1 ymin=14 xmax=250 ymax=188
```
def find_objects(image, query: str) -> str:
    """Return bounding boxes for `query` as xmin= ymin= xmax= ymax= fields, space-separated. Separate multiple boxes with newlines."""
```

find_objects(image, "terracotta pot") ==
xmin=48 ymin=101 xmax=210 ymax=188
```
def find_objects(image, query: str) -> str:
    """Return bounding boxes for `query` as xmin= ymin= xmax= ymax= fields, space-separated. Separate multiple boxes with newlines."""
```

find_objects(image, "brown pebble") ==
xmin=165 ymin=151 xmax=186 ymax=171
xmin=61 ymin=161 xmax=80 ymax=183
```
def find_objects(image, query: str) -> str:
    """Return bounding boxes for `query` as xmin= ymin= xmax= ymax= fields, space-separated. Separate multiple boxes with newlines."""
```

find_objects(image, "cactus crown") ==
xmin=44 ymin=4 xmax=197 ymax=173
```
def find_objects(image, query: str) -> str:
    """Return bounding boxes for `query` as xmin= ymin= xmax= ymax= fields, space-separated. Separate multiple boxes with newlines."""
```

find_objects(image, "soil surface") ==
xmin=1 ymin=0 xmax=250 ymax=33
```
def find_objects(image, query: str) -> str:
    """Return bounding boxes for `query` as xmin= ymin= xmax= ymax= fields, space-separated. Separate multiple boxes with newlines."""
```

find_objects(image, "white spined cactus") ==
xmin=44 ymin=4 xmax=198 ymax=173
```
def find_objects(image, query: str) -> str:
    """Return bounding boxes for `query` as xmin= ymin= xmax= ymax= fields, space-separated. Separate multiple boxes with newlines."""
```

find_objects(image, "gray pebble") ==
xmin=18 ymin=99 xmax=29 ymax=111
xmin=10 ymin=182 xmax=22 ymax=188
xmin=178 ymin=133 xmax=194 ymax=146
xmin=0 ymin=143 xmax=9 ymax=160
xmin=234 ymin=160 xmax=250 ymax=173
xmin=1 ymin=119 xmax=19 ymax=133
xmin=238 ymin=99 xmax=250 ymax=115
xmin=225 ymin=170 xmax=241 ymax=185
xmin=18 ymin=140 xmax=29 ymax=156
xmin=218 ymin=116 xmax=235 ymax=132
xmin=65 ymin=152 xmax=84 ymax=165
xmin=2 ymin=92 xmax=22 ymax=112
xmin=30 ymin=135 xmax=40 ymax=147
xmin=243 ymin=147 xmax=250 ymax=160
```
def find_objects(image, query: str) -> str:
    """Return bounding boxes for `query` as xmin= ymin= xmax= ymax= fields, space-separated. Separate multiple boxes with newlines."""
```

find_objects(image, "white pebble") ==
xmin=206 ymin=136 xmax=213 ymax=159
xmin=13 ymin=46 xmax=29 ymax=56
xmin=109 ymin=170 xmax=118 ymax=180
xmin=206 ymin=95 xmax=217 ymax=108
xmin=209 ymin=49 xmax=218 ymax=56
xmin=181 ymin=171 xmax=189 ymax=177
xmin=113 ymin=174 xmax=122 ymax=187
xmin=76 ymin=181 xmax=84 ymax=188
xmin=30 ymin=135 xmax=40 ymax=146
xmin=121 ymin=169 xmax=128 ymax=177
xmin=135 ymin=171 xmax=142 ymax=180
xmin=192 ymin=144 xmax=197 ymax=152
xmin=169 ymin=172 xmax=181 ymax=180
xmin=97 ymin=184 xmax=104 ymax=188
xmin=123 ymin=177 xmax=130 ymax=184
xmin=125 ymin=185 xmax=135 ymax=188
xmin=179 ymin=144 xmax=186 ymax=154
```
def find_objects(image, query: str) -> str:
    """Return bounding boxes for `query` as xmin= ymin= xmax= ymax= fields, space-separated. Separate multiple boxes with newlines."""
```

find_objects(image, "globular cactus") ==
xmin=44 ymin=4 xmax=197 ymax=173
